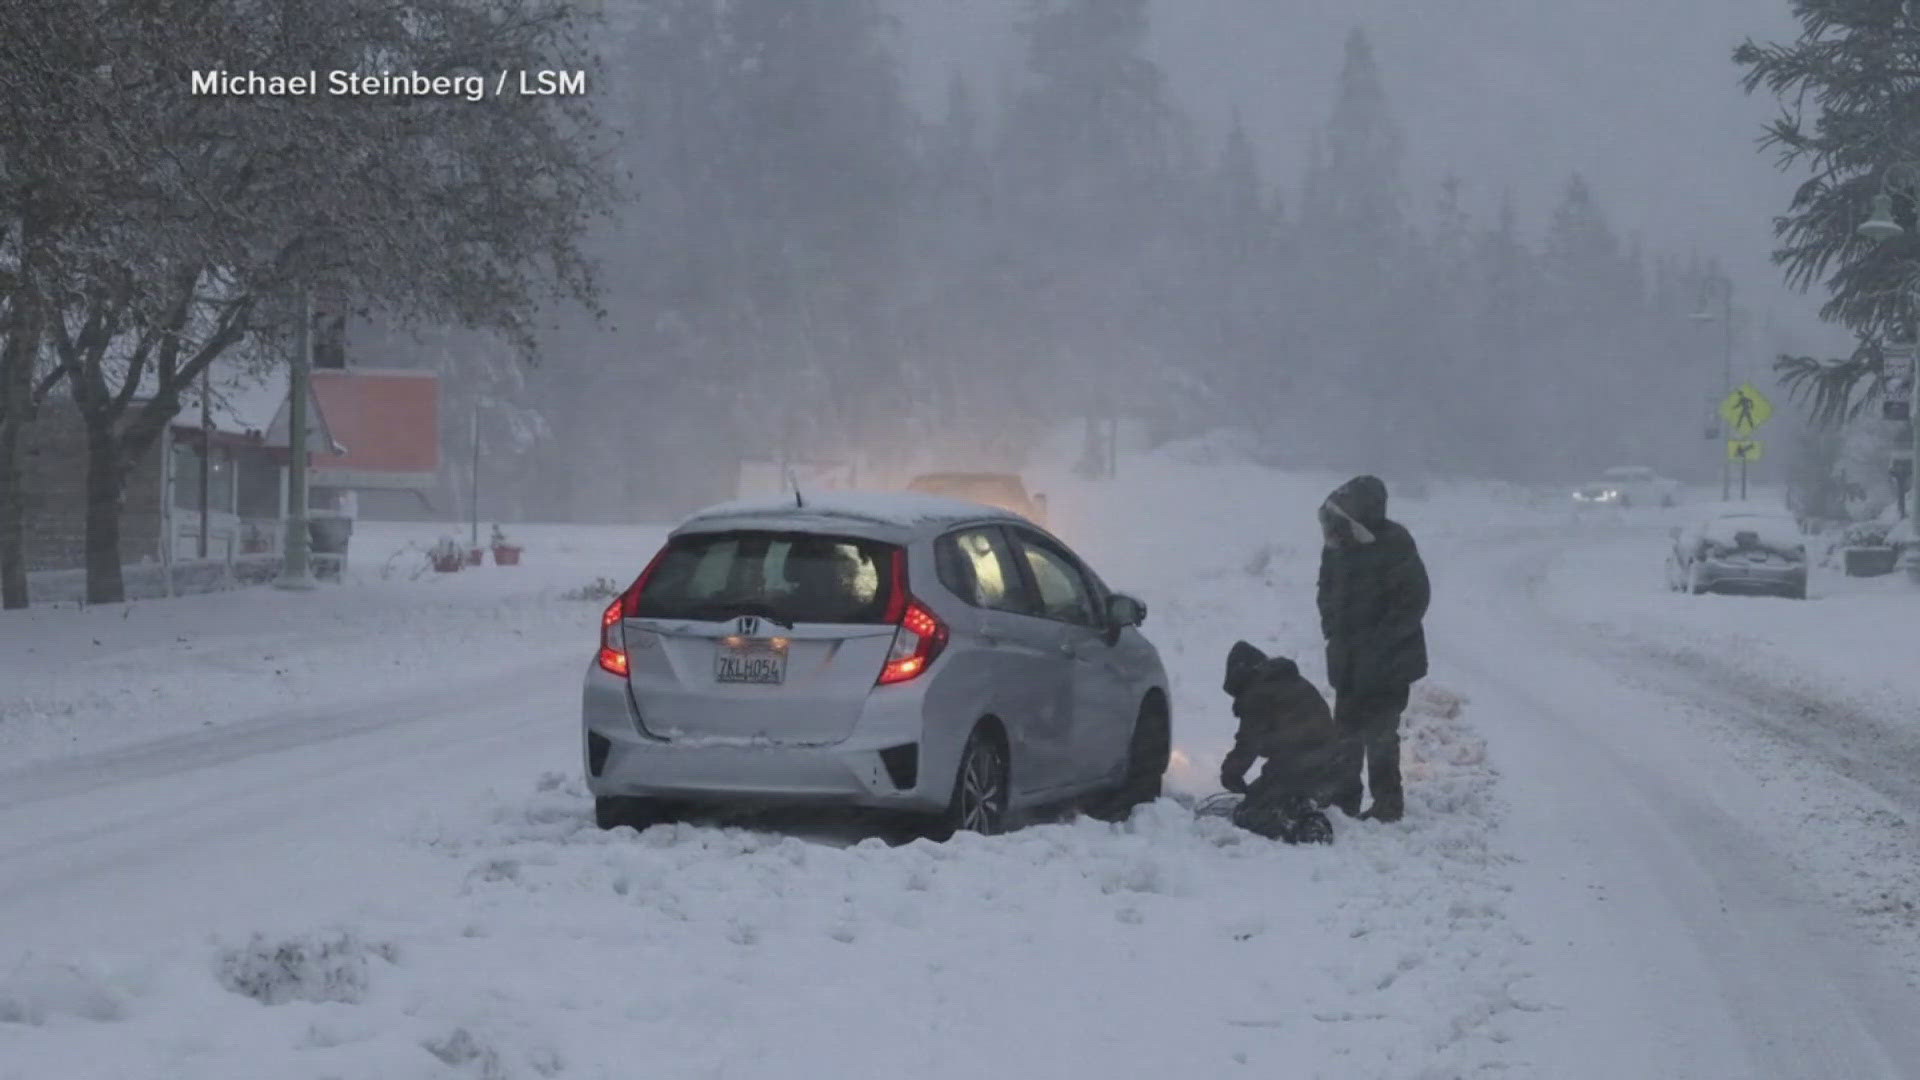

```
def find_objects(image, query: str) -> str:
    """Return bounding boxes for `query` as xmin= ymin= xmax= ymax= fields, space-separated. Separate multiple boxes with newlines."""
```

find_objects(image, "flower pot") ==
xmin=1843 ymin=546 xmax=1898 ymax=578
xmin=492 ymin=545 xmax=522 ymax=566
xmin=431 ymin=552 xmax=464 ymax=573
xmin=466 ymin=547 xmax=485 ymax=566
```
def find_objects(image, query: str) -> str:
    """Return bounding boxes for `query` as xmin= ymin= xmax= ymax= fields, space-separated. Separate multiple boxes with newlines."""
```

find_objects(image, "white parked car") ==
xmin=1573 ymin=466 xmax=1683 ymax=509
xmin=582 ymin=492 xmax=1171 ymax=838
xmin=1665 ymin=507 xmax=1809 ymax=599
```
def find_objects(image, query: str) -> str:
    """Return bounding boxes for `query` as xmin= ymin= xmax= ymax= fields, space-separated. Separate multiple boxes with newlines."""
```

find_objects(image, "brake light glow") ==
xmin=879 ymin=597 xmax=948 ymax=686
xmin=597 ymin=545 xmax=669 ymax=678
xmin=597 ymin=597 xmax=629 ymax=676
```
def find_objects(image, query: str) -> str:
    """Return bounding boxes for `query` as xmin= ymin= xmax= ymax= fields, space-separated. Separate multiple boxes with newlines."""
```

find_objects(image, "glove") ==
xmin=1219 ymin=768 xmax=1248 ymax=795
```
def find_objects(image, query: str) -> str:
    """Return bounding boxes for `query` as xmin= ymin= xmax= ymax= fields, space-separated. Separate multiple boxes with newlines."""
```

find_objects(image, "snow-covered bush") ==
xmin=561 ymin=576 xmax=624 ymax=602
xmin=215 ymin=930 xmax=398 ymax=1006
xmin=1841 ymin=520 xmax=1895 ymax=549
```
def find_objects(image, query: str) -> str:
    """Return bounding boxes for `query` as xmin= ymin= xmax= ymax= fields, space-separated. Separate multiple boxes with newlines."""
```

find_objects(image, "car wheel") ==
xmin=1088 ymin=695 xmax=1170 ymax=822
xmin=595 ymin=796 xmax=672 ymax=832
xmin=937 ymin=725 xmax=1009 ymax=838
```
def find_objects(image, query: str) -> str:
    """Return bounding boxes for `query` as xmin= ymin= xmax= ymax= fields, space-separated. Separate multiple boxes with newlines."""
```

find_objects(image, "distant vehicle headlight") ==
xmin=1573 ymin=488 xmax=1621 ymax=503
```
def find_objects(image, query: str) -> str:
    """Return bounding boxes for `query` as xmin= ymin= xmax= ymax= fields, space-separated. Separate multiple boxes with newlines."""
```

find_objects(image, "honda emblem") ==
xmin=735 ymin=615 xmax=761 ymax=637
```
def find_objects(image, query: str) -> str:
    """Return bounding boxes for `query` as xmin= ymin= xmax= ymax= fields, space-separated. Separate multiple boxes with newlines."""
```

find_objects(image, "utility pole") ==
xmin=276 ymin=289 xmax=315 ymax=590
xmin=198 ymin=367 xmax=210 ymax=559
xmin=1716 ymin=277 xmax=1734 ymax=501
xmin=469 ymin=402 xmax=480 ymax=553
xmin=1856 ymin=188 xmax=1920 ymax=577
xmin=1690 ymin=273 xmax=1735 ymax=499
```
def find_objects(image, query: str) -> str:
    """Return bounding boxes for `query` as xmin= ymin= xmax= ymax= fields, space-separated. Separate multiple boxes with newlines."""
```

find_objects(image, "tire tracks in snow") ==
xmin=1437 ymin=529 xmax=1920 ymax=1077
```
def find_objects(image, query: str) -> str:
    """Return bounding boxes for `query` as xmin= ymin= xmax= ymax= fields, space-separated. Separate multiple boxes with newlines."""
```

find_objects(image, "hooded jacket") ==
xmin=1220 ymin=641 xmax=1340 ymax=797
xmin=1315 ymin=476 xmax=1430 ymax=692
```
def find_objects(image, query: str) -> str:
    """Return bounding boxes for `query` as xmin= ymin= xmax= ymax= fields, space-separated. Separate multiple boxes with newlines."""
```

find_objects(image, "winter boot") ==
xmin=1280 ymin=807 xmax=1334 ymax=845
xmin=1359 ymin=797 xmax=1403 ymax=823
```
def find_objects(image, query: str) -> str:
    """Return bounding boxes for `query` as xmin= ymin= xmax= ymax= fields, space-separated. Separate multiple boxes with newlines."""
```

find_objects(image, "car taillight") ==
xmin=597 ymin=545 xmax=667 ymax=677
xmin=597 ymin=595 xmax=629 ymax=676
xmin=879 ymin=598 xmax=948 ymax=685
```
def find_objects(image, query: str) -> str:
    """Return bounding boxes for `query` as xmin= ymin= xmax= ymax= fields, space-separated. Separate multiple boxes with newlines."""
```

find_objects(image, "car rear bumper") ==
xmin=1698 ymin=561 xmax=1804 ymax=592
xmin=581 ymin=665 xmax=948 ymax=813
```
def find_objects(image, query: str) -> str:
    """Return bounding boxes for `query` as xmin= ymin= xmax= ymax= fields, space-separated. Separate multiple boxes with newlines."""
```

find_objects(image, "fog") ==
xmin=901 ymin=0 xmax=1810 ymax=314
xmin=431 ymin=1 xmax=1851 ymax=521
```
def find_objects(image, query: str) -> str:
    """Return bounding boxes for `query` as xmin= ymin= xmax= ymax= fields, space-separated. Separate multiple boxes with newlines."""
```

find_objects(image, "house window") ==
xmin=171 ymin=442 xmax=202 ymax=511
xmin=237 ymin=452 xmax=282 ymax=518
xmin=171 ymin=442 xmax=236 ymax=513
xmin=209 ymin=448 xmax=235 ymax=513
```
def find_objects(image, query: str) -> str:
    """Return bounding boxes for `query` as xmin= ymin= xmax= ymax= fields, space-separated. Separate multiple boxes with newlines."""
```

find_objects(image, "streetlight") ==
xmin=1856 ymin=179 xmax=1920 ymax=566
xmin=1690 ymin=272 xmax=1735 ymax=500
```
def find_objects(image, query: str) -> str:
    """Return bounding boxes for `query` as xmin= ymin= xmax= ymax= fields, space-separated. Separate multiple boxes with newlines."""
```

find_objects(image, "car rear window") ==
xmin=634 ymin=531 xmax=897 ymax=624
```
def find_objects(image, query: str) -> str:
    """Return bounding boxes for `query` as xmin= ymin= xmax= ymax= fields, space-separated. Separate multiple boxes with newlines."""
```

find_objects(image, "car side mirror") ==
xmin=1106 ymin=593 xmax=1146 ymax=629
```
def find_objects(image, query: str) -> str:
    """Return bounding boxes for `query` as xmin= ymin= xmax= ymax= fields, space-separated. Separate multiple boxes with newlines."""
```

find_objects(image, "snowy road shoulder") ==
xmin=1528 ymin=529 xmax=1920 ymax=964
xmin=0 ymin=683 xmax=1530 ymax=1080
xmin=0 ymin=522 xmax=666 ymax=767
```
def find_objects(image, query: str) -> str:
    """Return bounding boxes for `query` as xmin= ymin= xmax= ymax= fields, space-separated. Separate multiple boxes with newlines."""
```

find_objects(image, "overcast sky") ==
xmin=893 ymin=0 xmax=1850 ymax=366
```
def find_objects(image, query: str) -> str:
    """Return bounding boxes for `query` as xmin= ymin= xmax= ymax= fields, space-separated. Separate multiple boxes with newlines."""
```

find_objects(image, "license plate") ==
xmin=715 ymin=640 xmax=787 ymax=685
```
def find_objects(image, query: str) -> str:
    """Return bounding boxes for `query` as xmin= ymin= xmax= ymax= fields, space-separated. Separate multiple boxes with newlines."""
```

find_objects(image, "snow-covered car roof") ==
xmin=1698 ymin=512 xmax=1803 ymax=549
xmin=1686 ymin=499 xmax=1793 ymax=521
xmin=674 ymin=491 xmax=1023 ymax=539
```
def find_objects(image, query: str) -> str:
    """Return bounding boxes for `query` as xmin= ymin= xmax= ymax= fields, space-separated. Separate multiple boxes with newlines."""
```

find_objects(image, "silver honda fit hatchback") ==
xmin=582 ymin=492 xmax=1171 ymax=836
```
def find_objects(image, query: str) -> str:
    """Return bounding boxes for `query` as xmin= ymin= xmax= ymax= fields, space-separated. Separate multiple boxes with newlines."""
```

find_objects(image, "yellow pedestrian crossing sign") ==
xmin=1719 ymin=384 xmax=1773 ymax=436
xmin=1728 ymin=438 xmax=1763 ymax=463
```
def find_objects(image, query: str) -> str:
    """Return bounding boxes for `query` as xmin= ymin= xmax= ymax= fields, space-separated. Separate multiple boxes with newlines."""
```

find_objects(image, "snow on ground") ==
xmin=0 ymin=522 xmax=665 ymax=766
xmin=1524 ymin=519 xmax=1920 ymax=981
xmin=1542 ymin=517 xmax=1920 ymax=726
xmin=7 ymin=439 xmax=1920 ymax=1077
xmin=0 ymin=693 xmax=1514 ymax=1080
xmin=0 ymin=440 xmax=1549 ymax=1078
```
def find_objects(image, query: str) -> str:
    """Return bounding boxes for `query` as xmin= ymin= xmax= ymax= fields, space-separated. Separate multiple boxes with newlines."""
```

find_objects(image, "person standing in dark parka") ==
xmin=1316 ymin=475 xmax=1430 ymax=822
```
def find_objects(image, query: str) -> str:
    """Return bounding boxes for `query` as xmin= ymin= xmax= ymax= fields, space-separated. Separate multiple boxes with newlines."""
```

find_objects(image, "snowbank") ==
xmin=0 ymin=522 xmax=668 ymax=766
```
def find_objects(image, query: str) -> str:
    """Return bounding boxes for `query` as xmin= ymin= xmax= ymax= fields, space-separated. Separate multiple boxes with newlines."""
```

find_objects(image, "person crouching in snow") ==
xmin=1219 ymin=641 xmax=1341 ymax=844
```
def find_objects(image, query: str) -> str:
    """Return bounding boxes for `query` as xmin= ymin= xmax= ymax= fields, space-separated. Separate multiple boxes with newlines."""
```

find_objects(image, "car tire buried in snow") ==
xmin=1688 ymin=562 xmax=1710 ymax=595
xmin=1087 ymin=694 xmax=1170 ymax=822
xmin=935 ymin=724 xmax=1009 ymax=839
xmin=594 ymin=795 xmax=673 ymax=832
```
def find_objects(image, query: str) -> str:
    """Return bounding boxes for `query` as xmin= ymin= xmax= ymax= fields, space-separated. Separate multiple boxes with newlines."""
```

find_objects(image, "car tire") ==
xmin=936 ymin=725 xmax=1009 ymax=839
xmin=1088 ymin=695 xmax=1171 ymax=822
xmin=594 ymin=796 xmax=672 ymax=832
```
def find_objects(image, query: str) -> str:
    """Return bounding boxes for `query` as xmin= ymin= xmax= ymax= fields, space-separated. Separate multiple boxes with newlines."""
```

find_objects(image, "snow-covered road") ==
xmin=1441 ymin=528 xmax=1920 ymax=1078
xmin=4 ymin=451 xmax=1919 ymax=1078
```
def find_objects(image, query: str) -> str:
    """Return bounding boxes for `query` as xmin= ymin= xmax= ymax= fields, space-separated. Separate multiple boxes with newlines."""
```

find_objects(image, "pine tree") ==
xmin=1301 ymin=28 xmax=1405 ymax=263
xmin=1735 ymin=2 xmax=1920 ymax=424
xmin=997 ymin=0 xmax=1187 ymax=438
